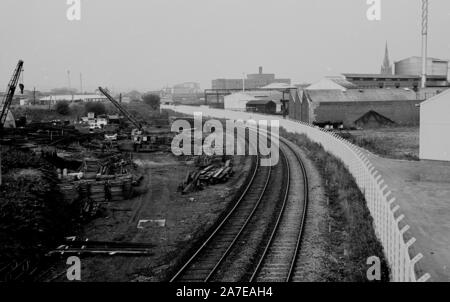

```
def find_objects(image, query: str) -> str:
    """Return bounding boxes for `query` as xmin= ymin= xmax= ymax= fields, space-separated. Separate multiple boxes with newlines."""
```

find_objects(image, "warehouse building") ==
xmin=290 ymin=89 xmax=422 ymax=128
xmin=419 ymin=89 xmax=450 ymax=161
xmin=246 ymin=100 xmax=276 ymax=114
xmin=224 ymin=90 xmax=284 ymax=112
xmin=306 ymin=77 xmax=357 ymax=91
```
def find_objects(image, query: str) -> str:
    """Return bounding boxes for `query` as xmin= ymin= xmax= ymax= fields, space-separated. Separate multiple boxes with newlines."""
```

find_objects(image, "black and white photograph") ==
xmin=0 ymin=0 xmax=449 ymax=291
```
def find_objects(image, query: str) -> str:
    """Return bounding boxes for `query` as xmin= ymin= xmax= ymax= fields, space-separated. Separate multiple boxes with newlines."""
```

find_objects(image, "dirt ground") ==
xmin=343 ymin=127 xmax=419 ymax=160
xmin=47 ymin=151 xmax=252 ymax=282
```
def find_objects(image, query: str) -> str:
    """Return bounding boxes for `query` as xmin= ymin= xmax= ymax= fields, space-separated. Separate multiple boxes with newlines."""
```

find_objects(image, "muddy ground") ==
xmin=47 ymin=151 xmax=252 ymax=282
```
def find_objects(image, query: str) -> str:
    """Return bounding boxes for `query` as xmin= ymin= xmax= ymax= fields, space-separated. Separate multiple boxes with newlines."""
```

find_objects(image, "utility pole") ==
xmin=67 ymin=70 xmax=72 ymax=91
xmin=80 ymin=73 xmax=83 ymax=94
xmin=421 ymin=0 xmax=429 ymax=89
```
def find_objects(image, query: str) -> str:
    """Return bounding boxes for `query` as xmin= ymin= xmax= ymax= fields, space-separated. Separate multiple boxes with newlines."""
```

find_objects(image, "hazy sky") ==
xmin=1 ymin=0 xmax=450 ymax=93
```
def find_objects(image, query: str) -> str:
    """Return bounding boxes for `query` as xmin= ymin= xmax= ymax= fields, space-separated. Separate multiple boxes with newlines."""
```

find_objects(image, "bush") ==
xmin=54 ymin=101 xmax=71 ymax=115
xmin=84 ymin=102 xmax=106 ymax=116
xmin=142 ymin=94 xmax=160 ymax=110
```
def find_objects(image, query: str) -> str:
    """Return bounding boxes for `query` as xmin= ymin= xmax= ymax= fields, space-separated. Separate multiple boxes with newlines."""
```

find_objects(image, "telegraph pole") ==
xmin=80 ymin=73 xmax=83 ymax=94
xmin=421 ymin=0 xmax=429 ymax=89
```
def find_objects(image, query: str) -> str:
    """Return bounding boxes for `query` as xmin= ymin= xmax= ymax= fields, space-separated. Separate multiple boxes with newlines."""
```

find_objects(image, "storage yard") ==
xmin=2 ymin=0 xmax=450 ymax=286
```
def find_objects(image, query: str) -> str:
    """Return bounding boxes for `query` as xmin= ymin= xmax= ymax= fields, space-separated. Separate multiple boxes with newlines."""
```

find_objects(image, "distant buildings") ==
xmin=344 ymin=56 xmax=449 ymax=90
xmin=343 ymin=43 xmax=449 ymax=89
xmin=290 ymin=89 xmax=421 ymax=128
xmin=395 ymin=57 xmax=448 ymax=78
xmin=39 ymin=94 xmax=108 ymax=104
xmin=212 ymin=67 xmax=291 ymax=90
xmin=224 ymin=90 xmax=284 ymax=112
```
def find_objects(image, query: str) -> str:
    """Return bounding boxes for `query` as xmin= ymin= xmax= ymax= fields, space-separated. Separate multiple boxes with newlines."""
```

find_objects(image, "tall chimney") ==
xmin=259 ymin=66 xmax=263 ymax=74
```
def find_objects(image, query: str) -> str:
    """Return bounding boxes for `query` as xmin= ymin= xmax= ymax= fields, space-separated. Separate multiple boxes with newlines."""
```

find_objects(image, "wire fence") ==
xmin=166 ymin=105 xmax=431 ymax=282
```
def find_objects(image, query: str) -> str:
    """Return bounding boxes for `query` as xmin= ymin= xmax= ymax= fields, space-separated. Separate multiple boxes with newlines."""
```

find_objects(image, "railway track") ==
xmin=170 ymin=130 xmax=310 ymax=282
xmin=170 ymin=153 xmax=276 ymax=282
xmin=249 ymin=137 xmax=309 ymax=282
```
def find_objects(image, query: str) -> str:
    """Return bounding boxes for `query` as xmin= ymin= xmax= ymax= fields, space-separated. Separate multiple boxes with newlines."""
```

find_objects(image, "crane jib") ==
xmin=1 ymin=60 xmax=24 ymax=127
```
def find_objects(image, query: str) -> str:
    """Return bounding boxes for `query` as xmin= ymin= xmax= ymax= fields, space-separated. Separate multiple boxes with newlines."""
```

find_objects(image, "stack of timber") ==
xmin=180 ymin=159 xmax=233 ymax=194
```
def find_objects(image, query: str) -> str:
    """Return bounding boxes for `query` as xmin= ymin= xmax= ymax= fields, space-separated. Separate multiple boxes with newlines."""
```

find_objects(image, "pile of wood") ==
xmin=180 ymin=160 xmax=233 ymax=194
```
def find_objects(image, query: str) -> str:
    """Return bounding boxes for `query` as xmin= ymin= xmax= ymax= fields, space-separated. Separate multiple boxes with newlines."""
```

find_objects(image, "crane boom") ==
xmin=98 ymin=87 xmax=142 ymax=130
xmin=0 ymin=60 xmax=24 ymax=127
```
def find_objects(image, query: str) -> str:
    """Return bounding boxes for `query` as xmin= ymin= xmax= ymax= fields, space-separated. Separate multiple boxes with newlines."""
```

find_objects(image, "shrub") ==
xmin=54 ymin=101 xmax=71 ymax=115
xmin=84 ymin=102 xmax=106 ymax=116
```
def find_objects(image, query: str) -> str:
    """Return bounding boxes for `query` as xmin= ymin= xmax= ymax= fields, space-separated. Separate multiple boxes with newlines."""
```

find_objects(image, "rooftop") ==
xmin=304 ymin=88 xmax=419 ymax=103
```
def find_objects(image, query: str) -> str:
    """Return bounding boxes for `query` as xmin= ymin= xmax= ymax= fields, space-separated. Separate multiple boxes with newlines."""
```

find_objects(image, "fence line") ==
xmin=166 ymin=105 xmax=431 ymax=282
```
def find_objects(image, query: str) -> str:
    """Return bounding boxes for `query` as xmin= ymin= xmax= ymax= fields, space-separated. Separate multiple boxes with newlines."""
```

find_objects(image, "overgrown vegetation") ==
xmin=337 ymin=128 xmax=419 ymax=161
xmin=142 ymin=94 xmax=161 ymax=111
xmin=0 ymin=150 xmax=78 ymax=280
xmin=84 ymin=101 xmax=107 ymax=116
xmin=54 ymin=101 xmax=71 ymax=115
xmin=281 ymin=128 xmax=390 ymax=281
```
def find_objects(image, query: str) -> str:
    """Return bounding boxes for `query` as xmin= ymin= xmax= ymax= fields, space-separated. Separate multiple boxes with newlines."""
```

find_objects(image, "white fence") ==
xmin=165 ymin=105 xmax=431 ymax=282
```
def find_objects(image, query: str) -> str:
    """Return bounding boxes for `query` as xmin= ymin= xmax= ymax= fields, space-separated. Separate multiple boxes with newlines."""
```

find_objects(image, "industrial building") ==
xmin=419 ymin=89 xmax=450 ymax=161
xmin=395 ymin=57 xmax=448 ymax=78
xmin=306 ymin=77 xmax=357 ymax=91
xmin=212 ymin=67 xmax=291 ymax=90
xmin=289 ymin=89 xmax=422 ymax=128
xmin=246 ymin=100 xmax=276 ymax=114
xmin=223 ymin=90 xmax=284 ymax=113
xmin=343 ymin=57 xmax=449 ymax=90
xmin=38 ymin=94 xmax=108 ymax=105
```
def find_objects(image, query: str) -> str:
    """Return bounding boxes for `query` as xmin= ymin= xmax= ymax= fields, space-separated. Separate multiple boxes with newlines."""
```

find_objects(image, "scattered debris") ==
xmin=179 ymin=158 xmax=234 ymax=194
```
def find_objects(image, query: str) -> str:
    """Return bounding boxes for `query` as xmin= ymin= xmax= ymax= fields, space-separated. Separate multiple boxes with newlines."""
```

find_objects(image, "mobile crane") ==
xmin=0 ymin=60 xmax=24 ymax=129
xmin=98 ymin=86 xmax=174 ymax=152
xmin=98 ymin=86 xmax=146 ymax=149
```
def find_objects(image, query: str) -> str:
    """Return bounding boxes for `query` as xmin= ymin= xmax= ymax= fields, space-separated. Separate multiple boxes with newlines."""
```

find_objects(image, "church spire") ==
xmin=381 ymin=41 xmax=393 ymax=75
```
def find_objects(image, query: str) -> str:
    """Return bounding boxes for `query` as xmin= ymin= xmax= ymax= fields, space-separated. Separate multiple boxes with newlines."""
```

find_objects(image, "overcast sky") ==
xmin=1 ymin=0 xmax=450 ymax=93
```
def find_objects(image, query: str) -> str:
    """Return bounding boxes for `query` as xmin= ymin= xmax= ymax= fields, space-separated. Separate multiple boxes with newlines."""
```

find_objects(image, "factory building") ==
xmin=419 ymin=89 xmax=450 ymax=161
xmin=212 ymin=67 xmax=291 ymax=90
xmin=289 ymin=89 xmax=422 ymax=128
xmin=246 ymin=100 xmax=276 ymax=114
xmin=224 ymin=90 xmax=284 ymax=112
xmin=306 ymin=77 xmax=357 ymax=91
xmin=395 ymin=57 xmax=448 ymax=78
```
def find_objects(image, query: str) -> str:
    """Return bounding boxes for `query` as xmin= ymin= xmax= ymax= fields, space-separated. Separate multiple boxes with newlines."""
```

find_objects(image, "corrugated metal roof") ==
xmin=306 ymin=78 xmax=357 ymax=91
xmin=305 ymin=88 xmax=418 ymax=103
xmin=246 ymin=100 xmax=275 ymax=105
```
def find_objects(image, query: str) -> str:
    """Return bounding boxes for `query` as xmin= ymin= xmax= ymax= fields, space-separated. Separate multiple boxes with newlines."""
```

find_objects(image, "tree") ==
xmin=55 ymin=101 xmax=71 ymax=115
xmin=142 ymin=94 xmax=161 ymax=110
xmin=84 ymin=102 xmax=106 ymax=116
xmin=51 ymin=87 xmax=78 ymax=95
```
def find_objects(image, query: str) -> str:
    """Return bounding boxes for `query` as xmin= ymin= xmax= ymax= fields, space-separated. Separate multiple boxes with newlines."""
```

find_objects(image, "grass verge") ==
xmin=281 ymin=128 xmax=390 ymax=281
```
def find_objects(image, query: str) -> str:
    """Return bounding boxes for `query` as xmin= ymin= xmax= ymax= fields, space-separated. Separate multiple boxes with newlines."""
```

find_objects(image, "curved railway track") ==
xmin=249 ymin=137 xmax=309 ymax=282
xmin=170 ymin=132 xmax=310 ymax=283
